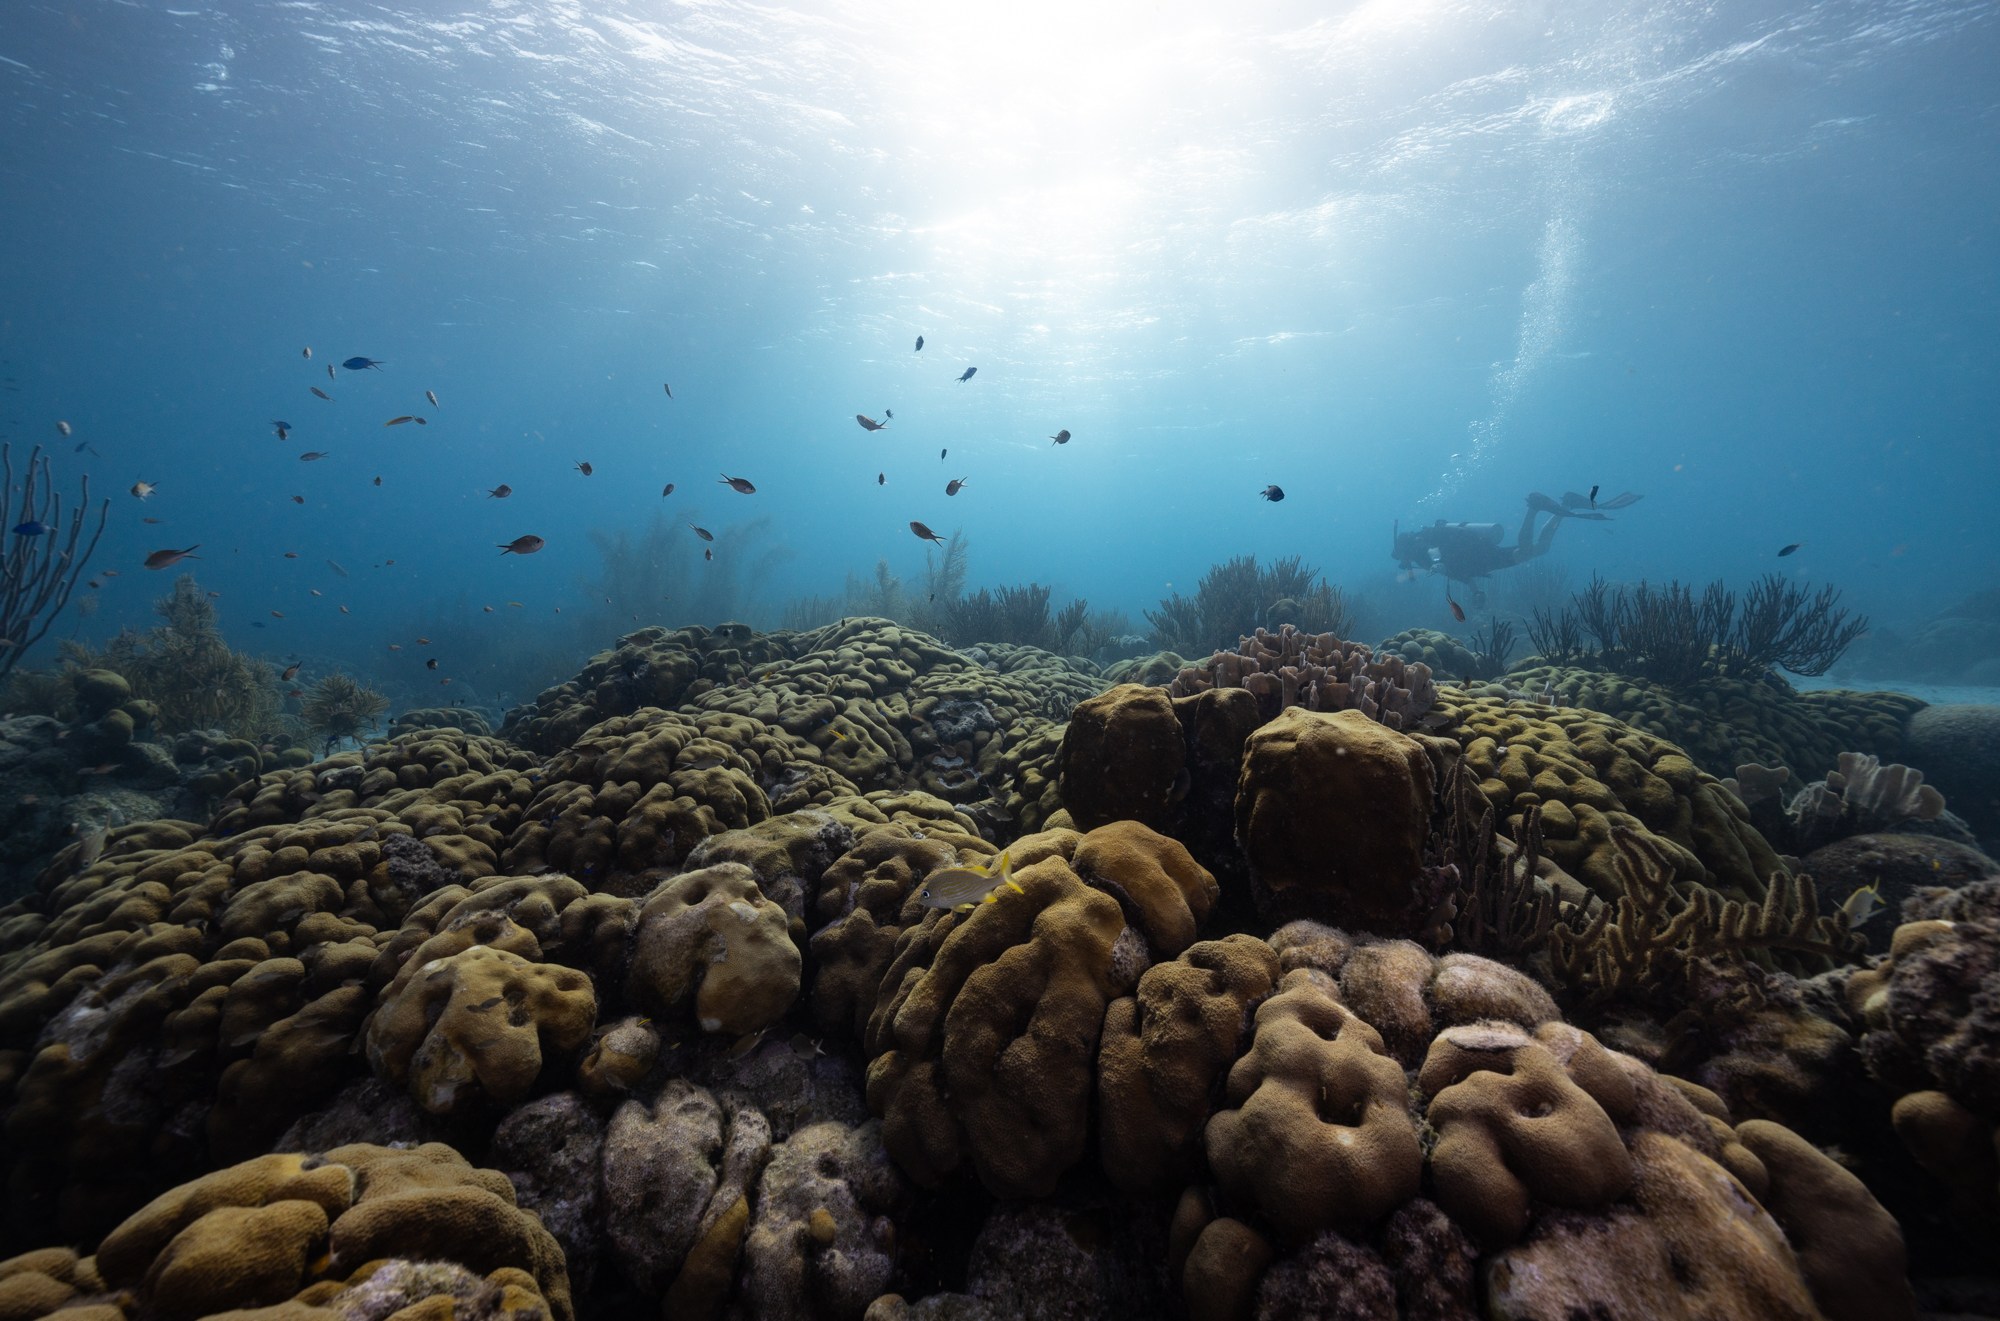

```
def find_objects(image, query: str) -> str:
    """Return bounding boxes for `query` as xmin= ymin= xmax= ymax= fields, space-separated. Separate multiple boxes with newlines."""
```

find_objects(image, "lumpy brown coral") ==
xmin=0 ymin=615 xmax=1952 ymax=1320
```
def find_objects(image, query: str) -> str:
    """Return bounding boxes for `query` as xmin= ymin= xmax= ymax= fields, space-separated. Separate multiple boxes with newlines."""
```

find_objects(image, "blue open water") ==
xmin=2 ymin=0 xmax=1996 ymax=713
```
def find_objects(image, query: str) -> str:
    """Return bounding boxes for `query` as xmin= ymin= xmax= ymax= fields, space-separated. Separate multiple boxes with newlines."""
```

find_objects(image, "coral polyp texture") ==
xmin=0 ymin=616 xmax=1983 ymax=1317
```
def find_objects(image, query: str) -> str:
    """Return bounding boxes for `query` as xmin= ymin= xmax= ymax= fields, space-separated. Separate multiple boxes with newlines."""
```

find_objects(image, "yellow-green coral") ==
xmin=1488 ymin=664 xmax=1923 ymax=780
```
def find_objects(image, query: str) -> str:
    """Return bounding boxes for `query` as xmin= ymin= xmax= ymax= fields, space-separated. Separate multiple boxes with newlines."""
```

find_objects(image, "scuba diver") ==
xmin=1393 ymin=490 xmax=1641 ymax=600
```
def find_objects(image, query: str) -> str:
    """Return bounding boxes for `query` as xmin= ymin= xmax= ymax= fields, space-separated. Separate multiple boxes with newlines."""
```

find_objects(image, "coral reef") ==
xmin=0 ymin=1144 xmax=571 ymax=1321
xmin=1848 ymin=879 xmax=2000 ymax=1220
xmin=1235 ymin=708 xmax=1443 ymax=934
xmin=0 ymin=615 xmax=1963 ymax=1317
xmin=388 ymin=704 xmax=495 ymax=738
xmin=1475 ymin=662 xmax=1923 ymax=782
xmin=8 ymin=576 xmax=287 ymax=742
xmin=1726 ymin=752 xmax=1955 ymax=856
xmin=1168 ymin=625 xmax=1439 ymax=730
xmin=1376 ymin=626 xmax=1481 ymax=681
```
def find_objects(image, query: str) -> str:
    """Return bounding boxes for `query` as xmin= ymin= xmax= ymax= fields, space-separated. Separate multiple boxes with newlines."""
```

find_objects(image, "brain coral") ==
xmin=364 ymin=943 xmax=597 ymax=1114
xmin=1438 ymin=686 xmax=1790 ymax=902
xmin=1156 ymin=927 xmax=1913 ymax=1321
xmin=1493 ymin=663 xmax=1923 ymax=782
xmin=862 ymin=823 xmax=1215 ymax=1198
xmin=503 ymin=620 xmax=794 ymax=754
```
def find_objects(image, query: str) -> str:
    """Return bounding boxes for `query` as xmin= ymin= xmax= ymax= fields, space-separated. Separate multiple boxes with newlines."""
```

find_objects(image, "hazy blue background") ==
xmin=2 ymin=0 xmax=1995 ymax=715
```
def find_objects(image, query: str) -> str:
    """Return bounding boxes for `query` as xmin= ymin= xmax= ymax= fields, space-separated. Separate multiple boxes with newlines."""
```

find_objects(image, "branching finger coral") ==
xmin=1549 ymin=825 xmax=1861 ymax=1006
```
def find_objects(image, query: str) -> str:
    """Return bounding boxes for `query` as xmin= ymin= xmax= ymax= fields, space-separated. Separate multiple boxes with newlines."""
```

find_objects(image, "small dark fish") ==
xmin=12 ymin=521 xmax=49 ymax=537
xmin=689 ymin=524 xmax=714 ymax=542
xmin=1446 ymin=591 xmax=1466 ymax=623
xmin=704 ymin=546 xmax=713 ymax=561
xmin=272 ymin=421 xmax=291 ymax=440
xmin=310 ymin=386 xmax=333 ymax=401
xmin=413 ymin=417 xmax=428 ymax=426
xmin=877 ymin=472 xmax=885 ymax=486
xmin=283 ymin=551 xmax=299 ymax=559
xmin=914 ymin=335 xmax=924 ymax=352
xmin=144 ymin=545 xmax=200 ymax=569
xmin=371 ymin=476 xmax=382 ymax=487
xmin=487 ymin=484 xmax=512 ymax=498
xmin=75 ymin=441 xmax=99 ymax=456
xmin=663 ymin=383 xmax=673 ymax=398
xmin=885 ymin=408 xmax=894 ymax=420
xmin=327 ymin=364 xmax=336 ymax=382
xmin=1588 ymin=483 xmax=1600 ymax=507
xmin=1050 ymin=429 xmax=1070 ymax=445
xmin=326 ymin=558 xmax=348 ymax=577
xmin=142 ymin=516 xmax=162 ymax=524
xmin=719 ymin=473 xmax=757 ymax=494
xmin=55 ymin=420 xmax=71 ymax=437
xmin=946 ymin=478 xmax=968 ymax=496
xmin=302 ymin=347 xmax=312 ymax=359
xmin=291 ymin=495 xmax=306 ymax=504
xmin=1259 ymin=485 xmax=1285 ymax=502
xmin=384 ymin=415 xmax=415 ymax=427
xmin=281 ymin=662 xmax=302 ymax=681
xmin=857 ymin=414 xmax=887 ymax=431
xmin=576 ymin=461 xmax=593 ymax=476
xmin=251 ymin=621 xmax=267 ymax=629
xmin=499 ymin=535 xmax=546 ymax=555
xmin=910 ymin=520 xmax=945 ymax=546
xmin=426 ymin=389 xmax=439 ymax=409
xmin=342 ymin=357 xmax=384 ymax=371
xmin=298 ymin=451 xmax=329 ymax=461
xmin=956 ymin=367 xmax=977 ymax=382
xmin=426 ymin=658 xmax=439 ymax=670
xmin=940 ymin=448 xmax=947 ymax=460
xmin=661 ymin=483 xmax=676 ymax=497
xmin=1777 ymin=542 xmax=1803 ymax=557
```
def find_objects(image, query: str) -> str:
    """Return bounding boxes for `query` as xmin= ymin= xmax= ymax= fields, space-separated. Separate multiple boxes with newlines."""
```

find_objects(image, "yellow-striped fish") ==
xmin=916 ymin=851 xmax=1023 ymax=910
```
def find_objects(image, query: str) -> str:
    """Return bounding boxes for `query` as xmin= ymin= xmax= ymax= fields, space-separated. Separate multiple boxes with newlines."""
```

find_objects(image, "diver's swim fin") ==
xmin=1528 ymin=492 xmax=1570 ymax=517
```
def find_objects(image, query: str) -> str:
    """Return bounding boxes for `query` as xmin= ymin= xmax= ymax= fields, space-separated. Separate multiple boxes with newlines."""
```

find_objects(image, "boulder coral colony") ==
xmin=1 ymin=613 xmax=1997 ymax=1319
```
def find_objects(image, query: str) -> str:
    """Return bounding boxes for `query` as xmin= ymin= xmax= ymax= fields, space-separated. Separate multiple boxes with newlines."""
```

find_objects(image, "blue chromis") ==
xmin=915 ymin=851 xmax=1023 ymax=910
xmin=12 ymin=521 xmax=49 ymax=537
